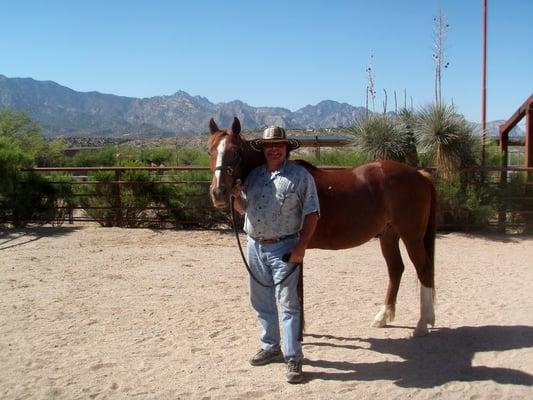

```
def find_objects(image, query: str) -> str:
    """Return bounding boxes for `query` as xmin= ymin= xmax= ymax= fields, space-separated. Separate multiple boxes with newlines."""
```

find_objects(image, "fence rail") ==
xmin=5 ymin=165 xmax=532 ymax=233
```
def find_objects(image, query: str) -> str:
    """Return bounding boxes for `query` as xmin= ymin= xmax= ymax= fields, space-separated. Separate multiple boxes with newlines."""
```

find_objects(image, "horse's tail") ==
xmin=424 ymin=181 xmax=437 ymax=290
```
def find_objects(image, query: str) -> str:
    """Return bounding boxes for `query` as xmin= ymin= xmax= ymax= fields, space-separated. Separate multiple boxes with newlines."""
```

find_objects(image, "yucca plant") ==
xmin=349 ymin=114 xmax=417 ymax=164
xmin=415 ymin=103 xmax=477 ymax=176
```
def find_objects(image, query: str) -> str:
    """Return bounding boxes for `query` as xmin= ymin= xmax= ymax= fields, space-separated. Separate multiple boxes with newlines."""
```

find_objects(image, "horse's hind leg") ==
xmin=372 ymin=229 xmax=405 ymax=327
xmin=403 ymin=238 xmax=435 ymax=337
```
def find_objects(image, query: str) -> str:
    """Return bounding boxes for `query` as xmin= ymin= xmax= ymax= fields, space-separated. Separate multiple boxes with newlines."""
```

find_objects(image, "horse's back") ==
xmin=303 ymin=160 xmax=434 ymax=249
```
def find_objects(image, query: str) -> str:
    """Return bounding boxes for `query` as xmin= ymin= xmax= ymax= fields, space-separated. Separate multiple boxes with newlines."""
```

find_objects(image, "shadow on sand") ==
xmin=0 ymin=226 xmax=82 ymax=250
xmin=303 ymin=325 xmax=533 ymax=388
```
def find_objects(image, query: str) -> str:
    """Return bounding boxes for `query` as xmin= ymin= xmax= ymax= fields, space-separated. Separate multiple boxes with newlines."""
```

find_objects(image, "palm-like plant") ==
xmin=414 ymin=103 xmax=477 ymax=175
xmin=349 ymin=114 xmax=417 ymax=164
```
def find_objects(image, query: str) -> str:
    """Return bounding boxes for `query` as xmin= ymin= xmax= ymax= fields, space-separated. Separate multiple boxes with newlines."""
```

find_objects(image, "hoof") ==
xmin=371 ymin=318 xmax=387 ymax=328
xmin=412 ymin=320 xmax=429 ymax=337
xmin=371 ymin=305 xmax=394 ymax=328
xmin=412 ymin=328 xmax=429 ymax=337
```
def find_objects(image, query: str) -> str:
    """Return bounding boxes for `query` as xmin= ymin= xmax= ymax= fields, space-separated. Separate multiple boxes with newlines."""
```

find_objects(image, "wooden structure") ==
xmin=499 ymin=94 xmax=533 ymax=169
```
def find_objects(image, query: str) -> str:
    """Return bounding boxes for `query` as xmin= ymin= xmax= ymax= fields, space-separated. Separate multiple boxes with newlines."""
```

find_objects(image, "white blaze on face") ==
xmin=214 ymin=137 xmax=227 ymax=190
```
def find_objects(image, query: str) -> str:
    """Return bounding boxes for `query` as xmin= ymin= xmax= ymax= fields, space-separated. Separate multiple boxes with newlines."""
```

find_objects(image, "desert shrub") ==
xmin=5 ymin=172 xmax=75 ymax=227
xmin=139 ymin=147 xmax=174 ymax=165
xmin=155 ymin=169 xmax=229 ymax=228
xmin=297 ymin=148 xmax=367 ymax=167
xmin=175 ymin=147 xmax=209 ymax=166
xmin=0 ymin=119 xmax=75 ymax=226
xmin=435 ymin=173 xmax=496 ymax=229
xmin=498 ymin=172 xmax=533 ymax=232
xmin=36 ymin=138 xmax=69 ymax=167
xmin=77 ymin=167 xmax=227 ymax=228
xmin=76 ymin=170 xmax=116 ymax=226
xmin=66 ymin=147 xmax=118 ymax=167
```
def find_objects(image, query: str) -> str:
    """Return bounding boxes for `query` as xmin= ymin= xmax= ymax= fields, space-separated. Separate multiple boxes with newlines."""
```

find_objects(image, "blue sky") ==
xmin=2 ymin=0 xmax=532 ymax=124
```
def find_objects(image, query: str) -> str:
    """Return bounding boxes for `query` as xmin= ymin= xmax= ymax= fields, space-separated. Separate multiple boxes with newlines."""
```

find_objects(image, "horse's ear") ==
xmin=231 ymin=117 xmax=241 ymax=135
xmin=209 ymin=118 xmax=219 ymax=135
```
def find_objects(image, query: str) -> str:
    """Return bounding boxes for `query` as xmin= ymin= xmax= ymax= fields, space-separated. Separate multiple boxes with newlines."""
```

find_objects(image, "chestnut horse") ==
xmin=208 ymin=117 xmax=437 ymax=336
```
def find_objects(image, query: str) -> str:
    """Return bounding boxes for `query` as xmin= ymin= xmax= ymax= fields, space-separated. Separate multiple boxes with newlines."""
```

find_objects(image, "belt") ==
xmin=252 ymin=234 xmax=297 ymax=245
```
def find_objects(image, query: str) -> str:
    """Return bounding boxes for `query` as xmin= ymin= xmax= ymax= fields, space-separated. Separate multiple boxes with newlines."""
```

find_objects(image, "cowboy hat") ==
xmin=250 ymin=126 xmax=300 ymax=152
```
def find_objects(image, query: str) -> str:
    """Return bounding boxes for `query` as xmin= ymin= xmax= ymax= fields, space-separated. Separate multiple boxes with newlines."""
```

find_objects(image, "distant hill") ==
xmin=473 ymin=120 xmax=525 ymax=139
xmin=0 ymin=74 xmax=525 ymax=139
xmin=0 ymin=74 xmax=368 ymax=137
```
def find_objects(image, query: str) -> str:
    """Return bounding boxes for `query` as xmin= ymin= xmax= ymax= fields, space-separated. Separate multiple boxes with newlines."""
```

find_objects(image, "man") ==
xmin=231 ymin=126 xmax=320 ymax=384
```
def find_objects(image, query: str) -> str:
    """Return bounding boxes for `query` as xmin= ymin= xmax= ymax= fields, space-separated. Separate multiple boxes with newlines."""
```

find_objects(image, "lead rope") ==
xmin=230 ymin=195 xmax=304 ymax=341
xmin=230 ymin=196 xmax=300 ymax=288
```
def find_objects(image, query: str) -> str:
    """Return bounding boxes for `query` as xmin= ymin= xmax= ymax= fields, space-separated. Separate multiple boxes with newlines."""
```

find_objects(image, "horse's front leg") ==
xmin=372 ymin=231 xmax=404 ymax=327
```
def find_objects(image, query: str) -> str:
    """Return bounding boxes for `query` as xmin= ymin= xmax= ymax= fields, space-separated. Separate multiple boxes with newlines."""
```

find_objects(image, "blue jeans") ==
xmin=247 ymin=235 xmax=303 ymax=361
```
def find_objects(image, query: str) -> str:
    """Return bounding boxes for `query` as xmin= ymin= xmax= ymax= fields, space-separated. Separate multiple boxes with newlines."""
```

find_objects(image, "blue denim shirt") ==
xmin=242 ymin=160 xmax=320 ymax=240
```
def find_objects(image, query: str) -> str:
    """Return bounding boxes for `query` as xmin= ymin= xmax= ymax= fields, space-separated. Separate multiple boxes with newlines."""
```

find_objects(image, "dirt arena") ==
xmin=1 ymin=226 xmax=532 ymax=399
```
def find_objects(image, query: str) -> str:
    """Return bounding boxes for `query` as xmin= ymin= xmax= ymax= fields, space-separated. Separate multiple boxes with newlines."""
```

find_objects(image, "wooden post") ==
xmin=526 ymin=105 xmax=533 ymax=170
xmin=525 ymin=106 xmax=533 ymax=233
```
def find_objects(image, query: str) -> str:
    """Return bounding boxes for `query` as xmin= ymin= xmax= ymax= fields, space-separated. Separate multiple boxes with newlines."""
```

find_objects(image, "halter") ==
xmin=214 ymin=147 xmax=242 ymax=177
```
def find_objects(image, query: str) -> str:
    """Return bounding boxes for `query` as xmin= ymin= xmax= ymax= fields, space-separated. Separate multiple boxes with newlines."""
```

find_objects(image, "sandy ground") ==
xmin=0 ymin=225 xmax=532 ymax=399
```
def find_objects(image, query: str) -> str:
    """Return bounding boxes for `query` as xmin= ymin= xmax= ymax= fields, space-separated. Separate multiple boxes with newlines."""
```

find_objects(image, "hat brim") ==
xmin=250 ymin=139 xmax=300 ymax=152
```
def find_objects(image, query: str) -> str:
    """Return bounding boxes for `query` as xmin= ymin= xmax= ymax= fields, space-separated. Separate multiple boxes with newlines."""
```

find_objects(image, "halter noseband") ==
xmin=214 ymin=147 xmax=242 ymax=177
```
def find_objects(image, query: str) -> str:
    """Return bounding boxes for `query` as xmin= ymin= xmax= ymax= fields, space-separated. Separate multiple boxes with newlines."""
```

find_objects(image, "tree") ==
xmin=0 ymin=109 xmax=45 ymax=159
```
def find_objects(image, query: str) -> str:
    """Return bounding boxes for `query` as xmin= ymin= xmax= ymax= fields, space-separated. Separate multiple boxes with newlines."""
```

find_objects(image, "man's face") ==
xmin=263 ymin=142 xmax=287 ymax=163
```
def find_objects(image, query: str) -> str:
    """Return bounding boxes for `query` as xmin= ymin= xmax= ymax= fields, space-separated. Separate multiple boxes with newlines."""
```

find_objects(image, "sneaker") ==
xmin=249 ymin=348 xmax=283 ymax=366
xmin=286 ymin=358 xmax=303 ymax=384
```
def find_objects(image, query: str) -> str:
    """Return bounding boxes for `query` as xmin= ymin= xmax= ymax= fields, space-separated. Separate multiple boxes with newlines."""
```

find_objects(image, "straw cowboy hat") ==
xmin=250 ymin=126 xmax=300 ymax=152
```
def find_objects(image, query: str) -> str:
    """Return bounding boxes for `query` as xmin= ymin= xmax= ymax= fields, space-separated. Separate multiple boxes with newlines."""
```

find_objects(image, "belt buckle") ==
xmin=259 ymin=237 xmax=279 ymax=245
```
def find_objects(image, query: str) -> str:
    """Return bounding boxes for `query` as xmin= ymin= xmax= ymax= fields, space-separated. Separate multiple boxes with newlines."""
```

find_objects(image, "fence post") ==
xmin=524 ymin=107 xmax=533 ymax=233
xmin=497 ymin=166 xmax=507 ymax=234
xmin=114 ymin=170 xmax=122 ymax=227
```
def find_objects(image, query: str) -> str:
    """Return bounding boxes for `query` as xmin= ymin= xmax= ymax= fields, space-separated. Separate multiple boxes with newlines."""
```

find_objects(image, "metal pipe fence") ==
xmin=6 ymin=165 xmax=533 ymax=233
xmin=14 ymin=166 xmax=230 ymax=229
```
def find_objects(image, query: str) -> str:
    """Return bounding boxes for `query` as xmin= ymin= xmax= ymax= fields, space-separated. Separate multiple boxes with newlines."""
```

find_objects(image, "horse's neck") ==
xmin=241 ymin=141 xmax=265 ymax=181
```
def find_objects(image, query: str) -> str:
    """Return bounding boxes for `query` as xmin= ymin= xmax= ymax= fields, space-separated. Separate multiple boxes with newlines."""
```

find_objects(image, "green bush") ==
xmin=296 ymin=148 xmax=366 ymax=167
xmin=435 ymin=173 xmax=495 ymax=229
xmin=498 ymin=172 xmax=533 ymax=232
xmin=66 ymin=147 xmax=118 ymax=167
xmin=77 ymin=167 xmax=227 ymax=228
xmin=11 ymin=172 xmax=76 ymax=227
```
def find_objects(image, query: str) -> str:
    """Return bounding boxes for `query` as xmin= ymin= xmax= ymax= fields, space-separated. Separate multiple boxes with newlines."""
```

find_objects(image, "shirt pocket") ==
xmin=278 ymin=192 xmax=300 ymax=215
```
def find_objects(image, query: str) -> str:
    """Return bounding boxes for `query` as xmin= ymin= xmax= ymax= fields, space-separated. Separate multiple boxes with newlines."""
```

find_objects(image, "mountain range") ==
xmin=0 ymin=74 xmax=524 ymax=139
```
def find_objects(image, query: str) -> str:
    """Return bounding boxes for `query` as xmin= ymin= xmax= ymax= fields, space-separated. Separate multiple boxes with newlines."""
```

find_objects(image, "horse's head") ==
xmin=208 ymin=117 xmax=245 ymax=209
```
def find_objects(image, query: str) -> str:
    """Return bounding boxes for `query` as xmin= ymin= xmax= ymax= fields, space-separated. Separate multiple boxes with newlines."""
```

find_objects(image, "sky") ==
xmin=2 ymin=0 xmax=532 ymax=124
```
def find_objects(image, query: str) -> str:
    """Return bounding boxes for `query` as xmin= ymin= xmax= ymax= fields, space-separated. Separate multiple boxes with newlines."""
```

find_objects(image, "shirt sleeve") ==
xmin=299 ymin=169 xmax=320 ymax=216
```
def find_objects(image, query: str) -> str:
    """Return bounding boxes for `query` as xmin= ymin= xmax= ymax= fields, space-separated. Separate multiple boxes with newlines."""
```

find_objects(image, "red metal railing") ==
xmin=16 ymin=166 xmax=228 ymax=228
xmin=9 ymin=165 xmax=533 ymax=232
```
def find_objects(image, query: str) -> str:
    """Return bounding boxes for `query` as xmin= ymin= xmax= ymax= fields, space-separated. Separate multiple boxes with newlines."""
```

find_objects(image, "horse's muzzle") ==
xmin=210 ymin=187 xmax=229 ymax=209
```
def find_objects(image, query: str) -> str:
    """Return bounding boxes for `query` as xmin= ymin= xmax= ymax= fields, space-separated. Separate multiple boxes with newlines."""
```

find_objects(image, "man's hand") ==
xmin=231 ymin=182 xmax=245 ymax=215
xmin=230 ymin=182 xmax=243 ymax=199
xmin=289 ymin=246 xmax=305 ymax=264
xmin=287 ymin=212 xmax=319 ymax=264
